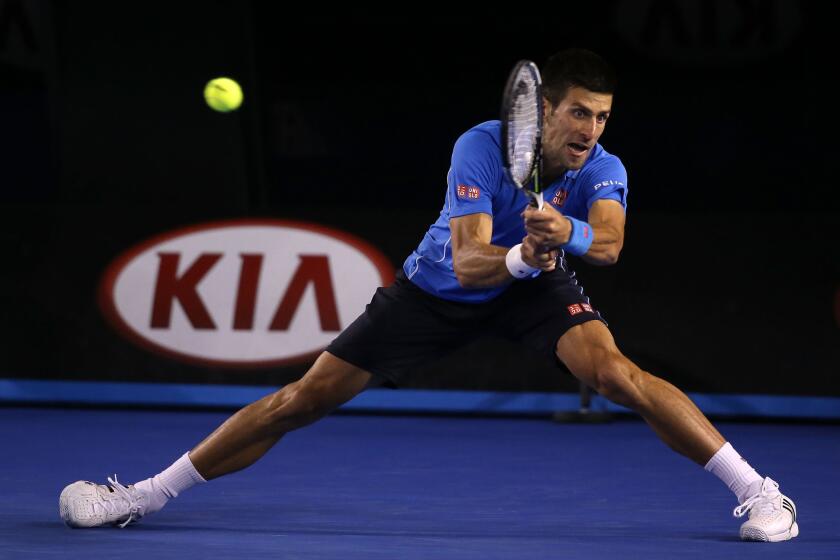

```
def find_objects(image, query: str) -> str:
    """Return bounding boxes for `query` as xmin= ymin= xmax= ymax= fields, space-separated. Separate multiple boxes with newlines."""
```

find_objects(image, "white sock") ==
xmin=704 ymin=442 xmax=763 ymax=504
xmin=135 ymin=452 xmax=206 ymax=515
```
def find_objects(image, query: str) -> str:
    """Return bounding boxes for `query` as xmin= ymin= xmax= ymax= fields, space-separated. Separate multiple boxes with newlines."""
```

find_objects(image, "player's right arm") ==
xmin=447 ymin=127 xmax=554 ymax=288
xmin=451 ymin=213 xmax=556 ymax=288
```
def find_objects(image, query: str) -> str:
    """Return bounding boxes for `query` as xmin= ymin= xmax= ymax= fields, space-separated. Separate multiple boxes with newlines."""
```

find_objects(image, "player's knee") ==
xmin=590 ymin=353 xmax=646 ymax=410
xmin=262 ymin=381 xmax=331 ymax=433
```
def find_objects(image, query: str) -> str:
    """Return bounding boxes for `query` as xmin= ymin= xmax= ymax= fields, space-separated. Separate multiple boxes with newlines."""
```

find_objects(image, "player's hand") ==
xmin=522 ymin=204 xmax=571 ymax=249
xmin=521 ymin=235 xmax=558 ymax=272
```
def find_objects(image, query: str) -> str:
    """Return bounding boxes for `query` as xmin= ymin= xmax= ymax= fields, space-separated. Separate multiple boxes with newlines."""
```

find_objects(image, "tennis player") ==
xmin=60 ymin=49 xmax=797 ymax=542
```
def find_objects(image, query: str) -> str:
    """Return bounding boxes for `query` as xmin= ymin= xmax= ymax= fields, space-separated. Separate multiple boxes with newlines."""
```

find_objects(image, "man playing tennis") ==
xmin=60 ymin=49 xmax=798 ymax=542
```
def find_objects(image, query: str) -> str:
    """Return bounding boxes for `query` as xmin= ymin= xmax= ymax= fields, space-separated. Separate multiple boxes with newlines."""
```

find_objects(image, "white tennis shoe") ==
xmin=59 ymin=476 xmax=147 ymax=528
xmin=734 ymin=477 xmax=798 ymax=542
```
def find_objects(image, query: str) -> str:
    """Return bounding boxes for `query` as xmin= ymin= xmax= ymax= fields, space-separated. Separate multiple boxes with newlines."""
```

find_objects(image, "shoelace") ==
xmin=733 ymin=481 xmax=779 ymax=519
xmin=106 ymin=475 xmax=142 ymax=528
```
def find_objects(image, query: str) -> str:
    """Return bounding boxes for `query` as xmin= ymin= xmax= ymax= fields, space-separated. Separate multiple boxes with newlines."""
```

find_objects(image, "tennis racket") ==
xmin=501 ymin=60 xmax=544 ymax=210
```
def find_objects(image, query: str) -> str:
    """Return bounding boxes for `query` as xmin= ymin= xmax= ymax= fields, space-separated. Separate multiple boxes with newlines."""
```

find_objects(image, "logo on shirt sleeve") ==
xmin=457 ymin=184 xmax=480 ymax=200
xmin=592 ymin=179 xmax=624 ymax=191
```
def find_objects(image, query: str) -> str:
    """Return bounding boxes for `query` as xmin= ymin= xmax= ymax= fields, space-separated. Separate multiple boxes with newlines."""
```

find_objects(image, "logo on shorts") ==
xmin=457 ymin=184 xmax=480 ymax=200
xmin=568 ymin=303 xmax=594 ymax=316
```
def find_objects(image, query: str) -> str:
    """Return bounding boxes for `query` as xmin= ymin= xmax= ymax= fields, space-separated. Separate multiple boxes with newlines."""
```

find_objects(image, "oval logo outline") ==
xmin=99 ymin=219 xmax=395 ymax=369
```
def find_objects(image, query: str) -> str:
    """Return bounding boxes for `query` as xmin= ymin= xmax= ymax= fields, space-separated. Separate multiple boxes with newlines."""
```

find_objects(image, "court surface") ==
xmin=1 ymin=407 xmax=837 ymax=559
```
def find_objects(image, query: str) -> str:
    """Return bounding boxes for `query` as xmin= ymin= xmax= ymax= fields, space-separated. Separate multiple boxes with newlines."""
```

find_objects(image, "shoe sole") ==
xmin=741 ymin=522 xmax=799 ymax=542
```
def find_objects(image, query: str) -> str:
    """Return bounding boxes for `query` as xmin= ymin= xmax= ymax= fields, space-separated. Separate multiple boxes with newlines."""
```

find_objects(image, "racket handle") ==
xmin=527 ymin=191 xmax=545 ymax=210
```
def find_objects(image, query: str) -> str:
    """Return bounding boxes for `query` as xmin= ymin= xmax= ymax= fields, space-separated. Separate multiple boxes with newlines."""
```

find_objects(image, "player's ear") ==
xmin=542 ymin=97 xmax=556 ymax=118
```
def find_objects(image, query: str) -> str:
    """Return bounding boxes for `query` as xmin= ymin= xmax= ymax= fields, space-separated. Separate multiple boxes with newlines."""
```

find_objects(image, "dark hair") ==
xmin=542 ymin=48 xmax=617 ymax=106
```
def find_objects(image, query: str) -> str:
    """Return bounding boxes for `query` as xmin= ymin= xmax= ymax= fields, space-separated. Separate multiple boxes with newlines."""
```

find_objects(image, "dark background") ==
xmin=1 ymin=1 xmax=837 ymax=396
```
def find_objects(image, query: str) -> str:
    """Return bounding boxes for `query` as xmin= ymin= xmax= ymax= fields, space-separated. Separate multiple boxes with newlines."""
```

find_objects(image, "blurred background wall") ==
xmin=1 ymin=1 xmax=837 ymax=406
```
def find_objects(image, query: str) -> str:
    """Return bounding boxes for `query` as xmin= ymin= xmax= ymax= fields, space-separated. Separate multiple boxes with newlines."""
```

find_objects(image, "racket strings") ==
xmin=506 ymin=73 xmax=540 ymax=188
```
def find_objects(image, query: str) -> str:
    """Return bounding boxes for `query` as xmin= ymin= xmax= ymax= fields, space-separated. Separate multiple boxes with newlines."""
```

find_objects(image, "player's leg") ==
xmin=189 ymin=351 xmax=371 ymax=480
xmin=557 ymin=320 xmax=722 ymax=462
xmin=556 ymin=320 xmax=798 ymax=542
xmin=59 ymin=352 xmax=371 ymax=528
xmin=59 ymin=272 xmax=478 ymax=529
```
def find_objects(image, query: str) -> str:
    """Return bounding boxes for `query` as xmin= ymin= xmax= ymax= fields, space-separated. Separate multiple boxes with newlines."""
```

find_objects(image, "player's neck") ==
xmin=542 ymin=164 xmax=567 ymax=185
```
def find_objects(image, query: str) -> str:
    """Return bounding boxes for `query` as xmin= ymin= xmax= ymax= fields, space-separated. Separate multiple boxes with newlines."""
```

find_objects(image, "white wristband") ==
xmin=505 ymin=243 xmax=538 ymax=279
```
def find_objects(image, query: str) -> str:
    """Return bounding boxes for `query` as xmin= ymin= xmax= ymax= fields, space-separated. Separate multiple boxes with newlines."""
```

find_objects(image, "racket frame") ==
xmin=500 ymin=60 xmax=544 ymax=210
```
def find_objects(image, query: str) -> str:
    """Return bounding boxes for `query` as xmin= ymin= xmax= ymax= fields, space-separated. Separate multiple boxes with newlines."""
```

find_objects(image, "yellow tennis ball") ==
xmin=204 ymin=77 xmax=243 ymax=112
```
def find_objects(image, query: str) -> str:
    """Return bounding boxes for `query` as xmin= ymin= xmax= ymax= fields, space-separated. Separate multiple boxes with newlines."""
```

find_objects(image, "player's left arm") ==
xmin=523 ymin=199 xmax=625 ymax=266
xmin=581 ymin=199 xmax=625 ymax=265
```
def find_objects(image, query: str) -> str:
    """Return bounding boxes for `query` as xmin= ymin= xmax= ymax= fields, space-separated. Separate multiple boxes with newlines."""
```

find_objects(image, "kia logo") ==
xmin=99 ymin=219 xmax=394 ymax=368
xmin=610 ymin=0 xmax=802 ymax=66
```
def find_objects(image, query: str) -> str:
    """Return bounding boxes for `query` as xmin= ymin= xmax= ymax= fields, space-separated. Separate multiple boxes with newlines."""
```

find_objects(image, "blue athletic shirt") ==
xmin=403 ymin=120 xmax=628 ymax=303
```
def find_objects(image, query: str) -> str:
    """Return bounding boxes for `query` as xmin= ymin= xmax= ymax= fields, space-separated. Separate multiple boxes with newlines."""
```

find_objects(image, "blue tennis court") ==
xmin=2 ymin=406 xmax=837 ymax=559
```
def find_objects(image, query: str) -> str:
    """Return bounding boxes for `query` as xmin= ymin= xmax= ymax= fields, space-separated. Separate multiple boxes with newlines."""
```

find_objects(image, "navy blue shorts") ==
xmin=326 ymin=265 xmax=604 ymax=386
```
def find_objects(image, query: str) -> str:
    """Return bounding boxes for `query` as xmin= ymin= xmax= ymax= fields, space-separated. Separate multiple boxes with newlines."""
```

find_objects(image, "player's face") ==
xmin=542 ymin=87 xmax=613 ymax=172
